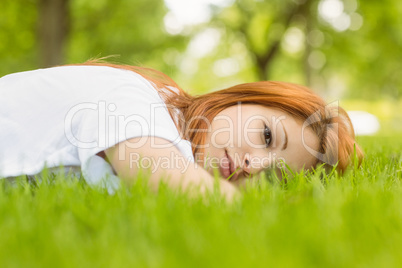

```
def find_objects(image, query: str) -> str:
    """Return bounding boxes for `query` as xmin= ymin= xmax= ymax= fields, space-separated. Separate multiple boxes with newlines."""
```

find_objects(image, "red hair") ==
xmin=75 ymin=61 xmax=363 ymax=173
xmin=183 ymin=82 xmax=363 ymax=173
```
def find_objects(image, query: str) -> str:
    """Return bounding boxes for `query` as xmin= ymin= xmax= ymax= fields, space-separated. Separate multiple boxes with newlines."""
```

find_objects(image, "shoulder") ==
xmin=1 ymin=65 xmax=153 ymax=88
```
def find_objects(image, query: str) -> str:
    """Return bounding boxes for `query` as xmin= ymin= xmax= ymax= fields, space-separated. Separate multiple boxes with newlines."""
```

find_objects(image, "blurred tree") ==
xmin=176 ymin=0 xmax=320 ymax=92
xmin=181 ymin=0 xmax=402 ymax=98
xmin=215 ymin=0 xmax=314 ymax=81
xmin=38 ymin=0 xmax=70 ymax=67
xmin=319 ymin=0 xmax=402 ymax=99
xmin=1 ymin=0 xmax=401 ymax=99
xmin=0 ymin=0 xmax=187 ymax=77
xmin=67 ymin=0 xmax=187 ymax=75
xmin=0 ymin=0 xmax=38 ymax=75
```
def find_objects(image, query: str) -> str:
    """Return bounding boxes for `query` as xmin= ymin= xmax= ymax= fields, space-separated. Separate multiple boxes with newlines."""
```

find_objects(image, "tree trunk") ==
xmin=38 ymin=0 xmax=70 ymax=67
xmin=303 ymin=3 xmax=313 ymax=87
xmin=252 ymin=0 xmax=314 ymax=81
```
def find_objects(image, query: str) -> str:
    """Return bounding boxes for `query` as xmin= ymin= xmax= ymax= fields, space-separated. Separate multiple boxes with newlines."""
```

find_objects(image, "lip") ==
xmin=219 ymin=149 xmax=239 ymax=181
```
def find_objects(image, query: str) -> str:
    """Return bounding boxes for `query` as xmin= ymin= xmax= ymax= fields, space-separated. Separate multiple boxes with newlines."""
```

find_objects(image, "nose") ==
xmin=241 ymin=152 xmax=272 ymax=177
xmin=242 ymin=155 xmax=251 ymax=177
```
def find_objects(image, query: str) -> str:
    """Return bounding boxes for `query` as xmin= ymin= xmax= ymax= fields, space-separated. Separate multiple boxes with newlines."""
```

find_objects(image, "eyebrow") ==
xmin=281 ymin=123 xmax=288 ymax=151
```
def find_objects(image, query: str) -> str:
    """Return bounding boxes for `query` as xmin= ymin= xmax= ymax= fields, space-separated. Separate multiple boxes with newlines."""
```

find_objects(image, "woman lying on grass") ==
xmin=0 ymin=60 xmax=363 ymax=199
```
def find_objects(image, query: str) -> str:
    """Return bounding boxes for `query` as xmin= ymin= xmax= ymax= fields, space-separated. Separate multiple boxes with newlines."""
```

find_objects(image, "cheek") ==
xmin=276 ymin=149 xmax=317 ymax=171
xmin=243 ymin=130 xmax=264 ymax=149
xmin=240 ymin=120 xmax=264 ymax=149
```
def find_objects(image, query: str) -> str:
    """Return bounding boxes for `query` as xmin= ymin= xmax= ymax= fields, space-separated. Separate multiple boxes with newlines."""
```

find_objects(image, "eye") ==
xmin=263 ymin=124 xmax=272 ymax=147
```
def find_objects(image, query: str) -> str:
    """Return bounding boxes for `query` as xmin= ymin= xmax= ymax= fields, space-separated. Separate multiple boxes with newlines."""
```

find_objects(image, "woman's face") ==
xmin=199 ymin=104 xmax=320 ymax=186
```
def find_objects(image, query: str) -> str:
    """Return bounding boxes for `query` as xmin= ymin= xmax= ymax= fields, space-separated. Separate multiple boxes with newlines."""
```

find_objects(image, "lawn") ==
xmin=1 ymin=133 xmax=401 ymax=268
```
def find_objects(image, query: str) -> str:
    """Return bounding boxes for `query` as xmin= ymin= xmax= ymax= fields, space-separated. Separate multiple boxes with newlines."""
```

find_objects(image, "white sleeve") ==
xmin=66 ymin=81 xmax=193 ymax=187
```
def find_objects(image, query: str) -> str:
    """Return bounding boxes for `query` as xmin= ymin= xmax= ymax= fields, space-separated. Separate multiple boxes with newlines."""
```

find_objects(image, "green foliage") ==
xmin=1 ymin=133 xmax=401 ymax=267
xmin=0 ymin=0 xmax=401 ymax=98
xmin=320 ymin=0 xmax=402 ymax=99
xmin=0 ymin=0 xmax=38 ymax=75
xmin=0 ymin=0 xmax=188 ymax=78
xmin=67 ymin=0 xmax=188 ymax=75
xmin=184 ymin=0 xmax=402 ymax=97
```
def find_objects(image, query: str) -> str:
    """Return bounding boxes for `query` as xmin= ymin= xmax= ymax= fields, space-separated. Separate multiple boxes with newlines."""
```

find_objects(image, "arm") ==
xmin=103 ymin=137 xmax=239 ymax=201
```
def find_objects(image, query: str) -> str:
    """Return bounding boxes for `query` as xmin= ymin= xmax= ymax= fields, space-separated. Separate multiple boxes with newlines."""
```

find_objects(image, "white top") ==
xmin=0 ymin=66 xmax=194 ymax=189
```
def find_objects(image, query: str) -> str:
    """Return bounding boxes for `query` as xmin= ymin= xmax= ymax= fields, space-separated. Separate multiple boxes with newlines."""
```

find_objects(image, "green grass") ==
xmin=1 ymin=133 xmax=401 ymax=268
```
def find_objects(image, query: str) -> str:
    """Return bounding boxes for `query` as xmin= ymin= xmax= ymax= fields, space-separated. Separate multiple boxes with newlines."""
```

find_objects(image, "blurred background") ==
xmin=1 ymin=0 xmax=401 ymax=134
